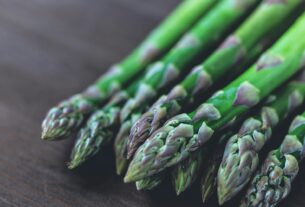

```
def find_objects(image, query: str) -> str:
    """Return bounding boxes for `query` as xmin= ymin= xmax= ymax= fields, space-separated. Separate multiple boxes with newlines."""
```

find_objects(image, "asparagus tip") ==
xmin=173 ymin=178 xmax=185 ymax=196
xmin=123 ymin=162 xmax=145 ymax=183
xmin=175 ymin=188 xmax=182 ymax=196
xmin=116 ymin=158 xmax=128 ymax=176
xmin=123 ymin=174 xmax=132 ymax=183
xmin=116 ymin=167 xmax=124 ymax=176
xmin=115 ymin=153 xmax=128 ymax=176
xmin=41 ymin=129 xmax=51 ymax=140
xmin=135 ymin=184 xmax=142 ymax=191
xmin=41 ymin=127 xmax=66 ymax=141
xmin=201 ymin=184 xmax=213 ymax=204
xmin=135 ymin=181 xmax=147 ymax=191
xmin=67 ymin=156 xmax=82 ymax=170
xmin=123 ymin=166 xmax=141 ymax=183
xmin=217 ymin=187 xmax=230 ymax=206
xmin=67 ymin=162 xmax=77 ymax=170
xmin=201 ymin=193 xmax=208 ymax=204
xmin=127 ymin=110 xmax=156 ymax=159
xmin=41 ymin=105 xmax=79 ymax=140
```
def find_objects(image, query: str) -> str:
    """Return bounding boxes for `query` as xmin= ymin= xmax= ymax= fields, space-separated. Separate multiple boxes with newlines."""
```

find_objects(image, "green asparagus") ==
xmin=135 ymin=172 xmax=166 ymax=191
xmin=114 ymin=120 xmax=134 ymax=175
xmin=171 ymin=150 xmax=204 ymax=195
xmin=175 ymin=106 xmax=253 ymax=197
xmin=217 ymin=74 xmax=305 ymax=205
xmin=41 ymin=0 xmax=215 ymax=140
xmin=127 ymin=0 xmax=302 ymax=158
xmin=68 ymin=79 xmax=141 ymax=169
xmin=241 ymin=110 xmax=305 ymax=207
xmin=200 ymin=113 xmax=255 ymax=203
xmin=124 ymin=13 xmax=305 ymax=183
xmin=69 ymin=0 xmax=258 ymax=171
xmin=201 ymin=142 xmax=226 ymax=203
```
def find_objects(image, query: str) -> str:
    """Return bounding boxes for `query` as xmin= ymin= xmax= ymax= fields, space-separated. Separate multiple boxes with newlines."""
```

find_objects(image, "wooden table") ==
xmin=0 ymin=0 xmax=304 ymax=206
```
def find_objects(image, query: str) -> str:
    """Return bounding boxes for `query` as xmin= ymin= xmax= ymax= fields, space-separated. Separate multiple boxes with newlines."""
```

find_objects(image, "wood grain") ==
xmin=0 ymin=0 xmax=304 ymax=206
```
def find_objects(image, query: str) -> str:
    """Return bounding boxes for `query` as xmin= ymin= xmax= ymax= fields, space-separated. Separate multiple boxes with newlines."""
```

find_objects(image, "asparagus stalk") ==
xmin=127 ymin=0 xmax=302 ymax=158
xmin=241 ymin=110 xmax=305 ymax=207
xmin=217 ymin=74 xmax=305 ymax=205
xmin=41 ymin=0 xmax=215 ymax=141
xmin=70 ymin=0 xmax=258 ymax=171
xmin=124 ymin=13 xmax=305 ymax=183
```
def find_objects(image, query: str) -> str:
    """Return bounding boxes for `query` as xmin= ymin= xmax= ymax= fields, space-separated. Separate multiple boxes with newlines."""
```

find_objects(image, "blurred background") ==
xmin=0 ymin=0 xmax=305 ymax=206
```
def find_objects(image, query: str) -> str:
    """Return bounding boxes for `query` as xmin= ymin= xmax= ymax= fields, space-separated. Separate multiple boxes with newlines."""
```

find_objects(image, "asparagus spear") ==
xmin=201 ymin=114 xmax=257 ymax=203
xmin=241 ymin=110 xmax=305 ymax=207
xmin=171 ymin=150 xmax=204 ymax=195
xmin=217 ymin=75 xmax=305 ymax=205
xmin=114 ymin=119 xmax=135 ymax=175
xmin=201 ymin=142 xmax=226 ymax=203
xmin=41 ymin=0 xmax=215 ymax=141
xmin=127 ymin=0 xmax=302 ymax=158
xmin=124 ymin=13 xmax=305 ymax=183
xmin=70 ymin=0 xmax=258 ymax=171
xmin=135 ymin=172 xmax=166 ymax=191
xmin=68 ymin=79 xmax=141 ymax=169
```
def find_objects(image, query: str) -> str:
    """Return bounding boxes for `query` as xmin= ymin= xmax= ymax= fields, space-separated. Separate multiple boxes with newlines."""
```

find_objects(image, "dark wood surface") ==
xmin=1 ymin=0 xmax=305 ymax=206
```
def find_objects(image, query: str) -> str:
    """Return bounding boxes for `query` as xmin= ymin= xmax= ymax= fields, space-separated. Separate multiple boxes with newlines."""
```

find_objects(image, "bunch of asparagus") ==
xmin=42 ymin=0 xmax=305 ymax=206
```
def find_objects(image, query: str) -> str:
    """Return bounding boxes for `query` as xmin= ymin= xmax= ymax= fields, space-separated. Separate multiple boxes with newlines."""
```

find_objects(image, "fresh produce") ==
xmin=40 ymin=0 xmax=305 ymax=204
xmin=217 ymin=75 xmax=305 ymax=204
xmin=124 ymin=13 xmax=305 ymax=183
xmin=241 ymin=110 xmax=305 ymax=207
xmin=41 ymin=0 xmax=215 ymax=140
xmin=127 ymin=0 xmax=302 ymax=158
xmin=69 ymin=0 xmax=258 ymax=172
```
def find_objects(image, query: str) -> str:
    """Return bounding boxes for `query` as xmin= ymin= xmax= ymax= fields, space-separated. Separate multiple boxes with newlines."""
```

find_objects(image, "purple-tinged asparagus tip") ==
xmin=41 ymin=106 xmax=83 ymax=140
xmin=69 ymin=108 xmax=119 ymax=169
xmin=68 ymin=129 xmax=91 ymax=170
xmin=41 ymin=94 xmax=96 ymax=140
xmin=127 ymin=111 xmax=154 ymax=159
